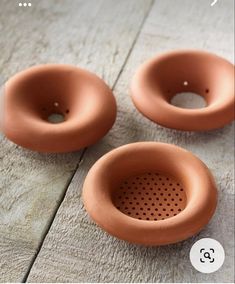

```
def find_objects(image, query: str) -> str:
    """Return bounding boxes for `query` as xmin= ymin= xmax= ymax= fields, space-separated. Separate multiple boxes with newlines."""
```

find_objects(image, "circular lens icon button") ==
xmin=190 ymin=238 xmax=225 ymax=273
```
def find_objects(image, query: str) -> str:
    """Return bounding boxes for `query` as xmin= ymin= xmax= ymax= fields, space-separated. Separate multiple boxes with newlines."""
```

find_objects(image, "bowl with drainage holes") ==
xmin=130 ymin=49 xmax=234 ymax=131
xmin=83 ymin=142 xmax=217 ymax=246
xmin=1 ymin=64 xmax=116 ymax=152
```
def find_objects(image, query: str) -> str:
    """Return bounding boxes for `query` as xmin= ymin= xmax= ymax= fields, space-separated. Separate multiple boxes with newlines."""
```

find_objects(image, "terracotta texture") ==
xmin=1 ymin=65 xmax=117 ymax=153
xmin=83 ymin=142 xmax=217 ymax=246
xmin=130 ymin=50 xmax=235 ymax=131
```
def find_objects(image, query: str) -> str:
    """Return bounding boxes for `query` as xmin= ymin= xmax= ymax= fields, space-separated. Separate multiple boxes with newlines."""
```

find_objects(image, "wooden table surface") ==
xmin=0 ymin=0 xmax=234 ymax=282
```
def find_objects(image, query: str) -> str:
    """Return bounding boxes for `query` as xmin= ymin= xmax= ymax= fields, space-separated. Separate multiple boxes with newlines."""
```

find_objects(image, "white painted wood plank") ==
xmin=0 ymin=0 xmax=153 ymax=281
xmin=27 ymin=0 xmax=234 ymax=282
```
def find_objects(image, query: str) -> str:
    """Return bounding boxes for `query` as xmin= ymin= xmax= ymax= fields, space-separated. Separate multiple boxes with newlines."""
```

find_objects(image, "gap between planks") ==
xmin=22 ymin=1 xmax=155 ymax=282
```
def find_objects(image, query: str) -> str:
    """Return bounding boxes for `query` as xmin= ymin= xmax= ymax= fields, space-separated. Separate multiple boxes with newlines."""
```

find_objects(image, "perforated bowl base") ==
xmin=113 ymin=172 xmax=187 ymax=221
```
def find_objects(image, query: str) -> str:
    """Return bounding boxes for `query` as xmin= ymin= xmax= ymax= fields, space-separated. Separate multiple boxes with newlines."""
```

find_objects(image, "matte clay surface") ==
xmin=1 ymin=0 xmax=234 ymax=282
xmin=2 ymin=64 xmax=116 ymax=153
xmin=130 ymin=50 xmax=235 ymax=131
xmin=83 ymin=142 xmax=217 ymax=245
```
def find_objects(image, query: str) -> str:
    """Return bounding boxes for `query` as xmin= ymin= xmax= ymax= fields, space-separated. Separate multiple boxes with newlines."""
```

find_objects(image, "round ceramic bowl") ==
xmin=130 ymin=50 xmax=234 ymax=131
xmin=83 ymin=142 xmax=217 ymax=246
xmin=1 ymin=64 xmax=116 ymax=153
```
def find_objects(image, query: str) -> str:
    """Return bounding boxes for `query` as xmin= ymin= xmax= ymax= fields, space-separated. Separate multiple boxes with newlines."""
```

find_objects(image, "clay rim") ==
xmin=130 ymin=49 xmax=235 ymax=131
xmin=82 ymin=142 xmax=217 ymax=245
xmin=3 ymin=64 xmax=117 ymax=152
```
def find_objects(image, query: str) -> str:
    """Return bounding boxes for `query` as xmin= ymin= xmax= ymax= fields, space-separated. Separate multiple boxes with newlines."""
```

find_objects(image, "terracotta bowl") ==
xmin=130 ymin=50 xmax=234 ymax=131
xmin=83 ymin=142 xmax=217 ymax=246
xmin=1 ymin=65 xmax=116 ymax=153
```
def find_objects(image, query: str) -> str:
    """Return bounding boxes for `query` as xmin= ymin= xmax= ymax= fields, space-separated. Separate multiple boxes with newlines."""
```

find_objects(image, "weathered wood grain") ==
xmin=27 ymin=0 xmax=234 ymax=282
xmin=0 ymin=0 xmax=153 ymax=282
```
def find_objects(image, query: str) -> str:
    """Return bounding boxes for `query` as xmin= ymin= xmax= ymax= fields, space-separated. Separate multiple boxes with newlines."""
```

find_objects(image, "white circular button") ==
xmin=190 ymin=238 xmax=225 ymax=273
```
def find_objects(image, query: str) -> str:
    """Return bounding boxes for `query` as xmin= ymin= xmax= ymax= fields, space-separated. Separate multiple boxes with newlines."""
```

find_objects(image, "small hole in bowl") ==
xmin=47 ymin=113 xmax=65 ymax=124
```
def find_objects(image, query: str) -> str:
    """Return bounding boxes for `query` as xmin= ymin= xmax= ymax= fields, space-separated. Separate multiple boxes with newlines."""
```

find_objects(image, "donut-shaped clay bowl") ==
xmin=1 ymin=65 xmax=116 ymax=153
xmin=83 ymin=142 xmax=217 ymax=246
xmin=130 ymin=50 xmax=234 ymax=131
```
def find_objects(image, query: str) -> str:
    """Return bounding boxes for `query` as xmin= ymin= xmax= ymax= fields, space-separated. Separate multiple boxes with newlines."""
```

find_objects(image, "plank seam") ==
xmin=22 ymin=149 xmax=87 ymax=283
xmin=23 ymin=1 xmax=154 ymax=281
xmin=111 ymin=0 xmax=154 ymax=91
